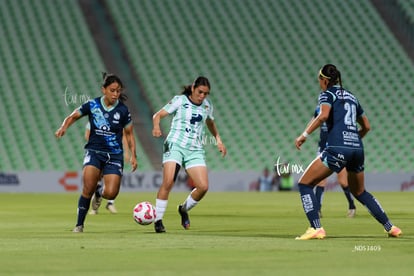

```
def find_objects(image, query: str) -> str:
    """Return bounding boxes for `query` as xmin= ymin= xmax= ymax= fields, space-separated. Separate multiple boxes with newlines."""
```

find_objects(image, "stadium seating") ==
xmin=107 ymin=0 xmax=414 ymax=172
xmin=0 ymin=0 xmax=153 ymax=171
xmin=1 ymin=0 xmax=413 ymax=173
xmin=397 ymin=0 xmax=414 ymax=24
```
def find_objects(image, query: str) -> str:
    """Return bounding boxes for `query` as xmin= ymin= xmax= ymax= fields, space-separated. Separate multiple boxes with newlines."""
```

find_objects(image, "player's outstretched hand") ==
xmin=130 ymin=156 xmax=138 ymax=172
xmin=152 ymin=127 xmax=162 ymax=137
xmin=217 ymin=142 xmax=227 ymax=157
xmin=295 ymin=135 xmax=306 ymax=150
xmin=55 ymin=128 xmax=66 ymax=138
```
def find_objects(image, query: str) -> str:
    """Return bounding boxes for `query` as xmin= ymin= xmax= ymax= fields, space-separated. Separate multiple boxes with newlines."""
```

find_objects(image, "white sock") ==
xmin=155 ymin=199 xmax=168 ymax=221
xmin=183 ymin=194 xmax=198 ymax=212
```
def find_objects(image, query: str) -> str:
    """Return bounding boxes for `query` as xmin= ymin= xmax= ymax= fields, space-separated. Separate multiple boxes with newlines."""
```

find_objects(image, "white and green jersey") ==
xmin=163 ymin=95 xmax=214 ymax=150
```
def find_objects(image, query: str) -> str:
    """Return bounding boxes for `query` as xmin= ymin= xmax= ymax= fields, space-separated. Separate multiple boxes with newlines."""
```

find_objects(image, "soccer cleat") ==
xmin=295 ymin=227 xmax=326 ymax=240
xmin=73 ymin=225 xmax=84 ymax=233
xmin=178 ymin=205 xmax=190 ymax=230
xmin=106 ymin=203 xmax=117 ymax=214
xmin=347 ymin=209 xmax=356 ymax=218
xmin=387 ymin=226 xmax=402 ymax=237
xmin=154 ymin=220 xmax=166 ymax=233
xmin=91 ymin=192 xmax=102 ymax=212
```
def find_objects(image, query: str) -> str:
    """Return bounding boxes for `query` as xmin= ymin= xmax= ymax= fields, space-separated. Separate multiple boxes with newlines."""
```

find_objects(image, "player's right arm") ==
xmin=295 ymin=103 xmax=330 ymax=150
xmin=152 ymin=96 xmax=182 ymax=137
xmin=55 ymin=109 xmax=82 ymax=138
xmin=152 ymin=109 xmax=170 ymax=137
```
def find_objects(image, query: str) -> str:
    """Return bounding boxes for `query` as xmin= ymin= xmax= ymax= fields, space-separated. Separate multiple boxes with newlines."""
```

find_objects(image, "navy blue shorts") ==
xmin=83 ymin=149 xmax=124 ymax=176
xmin=320 ymin=147 xmax=364 ymax=173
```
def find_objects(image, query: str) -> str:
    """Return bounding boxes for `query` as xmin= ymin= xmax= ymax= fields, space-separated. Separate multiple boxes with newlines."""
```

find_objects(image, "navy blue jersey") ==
xmin=314 ymin=105 xmax=328 ymax=150
xmin=318 ymin=85 xmax=364 ymax=149
xmin=78 ymin=96 xmax=132 ymax=154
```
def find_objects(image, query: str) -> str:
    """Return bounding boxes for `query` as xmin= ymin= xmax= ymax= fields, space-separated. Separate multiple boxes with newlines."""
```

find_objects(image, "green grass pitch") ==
xmin=0 ymin=191 xmax=413 ymax=275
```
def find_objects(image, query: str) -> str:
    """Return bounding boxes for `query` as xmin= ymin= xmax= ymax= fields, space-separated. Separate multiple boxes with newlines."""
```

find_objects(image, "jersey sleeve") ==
xmin=162 ymin=95 xmax=182 ymax=114
xmin=78 ymin=100 xmax=92 ymax=116
xmin=356 ymin=101 xmax=365 ymax=118
xmin=206 ymin=99 xmax=214 ymax=120
xmin=318 ymin=91 xmax=335 ymax=107
xmin=123 ymin=110 xmax=132 ymax=128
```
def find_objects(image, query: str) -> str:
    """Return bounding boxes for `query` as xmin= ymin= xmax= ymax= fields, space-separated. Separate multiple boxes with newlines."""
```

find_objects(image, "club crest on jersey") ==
xmin=112 ymin=112 xmax=120 ymax=124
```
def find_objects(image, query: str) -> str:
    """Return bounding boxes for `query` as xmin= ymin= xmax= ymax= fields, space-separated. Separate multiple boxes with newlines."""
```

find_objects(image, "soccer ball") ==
xmin=133 ymin=201 xmax=156 ymax=225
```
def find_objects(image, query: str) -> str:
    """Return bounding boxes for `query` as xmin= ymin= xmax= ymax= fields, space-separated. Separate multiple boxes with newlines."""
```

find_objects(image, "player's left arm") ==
xmin=122 ymin=130 xmax=130 ymax=161
xmin=206 ymin=118 xmax=227 ymax=157
xmin=357 ymin=114 xmax=371 ymax=139
xmin=124 ymin=123 xmax=138 ymax=172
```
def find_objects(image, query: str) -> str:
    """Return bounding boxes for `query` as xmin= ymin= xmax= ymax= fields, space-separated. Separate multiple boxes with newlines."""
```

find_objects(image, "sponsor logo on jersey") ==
xmin=190 ymin=114 xmax=202 ymax=124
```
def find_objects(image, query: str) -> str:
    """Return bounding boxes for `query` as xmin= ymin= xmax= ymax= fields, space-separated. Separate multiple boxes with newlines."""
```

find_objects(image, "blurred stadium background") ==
xmin=0 ymin=0 xmax=413 ymax=178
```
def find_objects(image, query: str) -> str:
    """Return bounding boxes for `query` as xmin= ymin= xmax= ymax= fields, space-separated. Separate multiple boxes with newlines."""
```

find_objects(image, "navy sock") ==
xmin=315 ymin=186 xmax=325 ymax=212
xmin=76 ymin=195 xmax=91 ymax=227
xmin=298 ymin=184 xmax=321 ymax=229
xmin=355 ymin=190 xmax=392 ymax=231
xmin=95 ymin=184 xmax=103 ymax=197
xmin=342 ymin=186 xmax=356 ymax=209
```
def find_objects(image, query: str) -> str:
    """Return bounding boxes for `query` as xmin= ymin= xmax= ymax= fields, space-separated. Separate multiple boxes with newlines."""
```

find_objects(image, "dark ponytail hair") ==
xmin=319 ymin=64 xmax=343 ymax=89
xmin=319 ymin=64 xmax=346 ymax=101
xmin=181 ymin=76 xmax=211 ymax=96
xmin=102 ymin=72 xmax=127 ymax=102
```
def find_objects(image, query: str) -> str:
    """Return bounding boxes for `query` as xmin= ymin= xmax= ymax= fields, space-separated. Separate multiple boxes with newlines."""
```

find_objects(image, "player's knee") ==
xmin=102 ymin=187 xmax=119 ymax=200
xmin=82 ymin=184 xmax=96 ymax=198
xmin=196 ymin=182 xmax=209 ymax=194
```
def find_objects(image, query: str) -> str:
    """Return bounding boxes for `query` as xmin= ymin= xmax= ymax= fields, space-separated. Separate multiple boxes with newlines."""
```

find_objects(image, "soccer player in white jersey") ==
xmin=152 ymin=76 xmax=227 ymax=233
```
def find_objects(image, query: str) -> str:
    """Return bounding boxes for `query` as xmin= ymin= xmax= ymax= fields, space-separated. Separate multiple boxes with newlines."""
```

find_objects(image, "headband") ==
xmin=318 ymin=69 xmax=331 ymax=79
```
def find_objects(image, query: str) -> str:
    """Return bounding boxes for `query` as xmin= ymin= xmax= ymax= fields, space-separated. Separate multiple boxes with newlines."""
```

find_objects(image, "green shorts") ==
xmin=163 ymin=142 xmax=206 ymax=169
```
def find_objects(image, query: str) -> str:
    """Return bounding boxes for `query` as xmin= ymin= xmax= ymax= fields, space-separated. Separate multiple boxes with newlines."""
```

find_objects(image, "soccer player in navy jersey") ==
xmin=312 ymin=105 xmax=356 ymax=218
xmin=85 ymin=122 xmax=127 ymax=214
xmin=55 ymin=73 xmax=138 ymax=232
xmin=294 ymin=64 xmax=401 ymax=240
xmin=152 ymin=76 xmax=227 ymax=233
